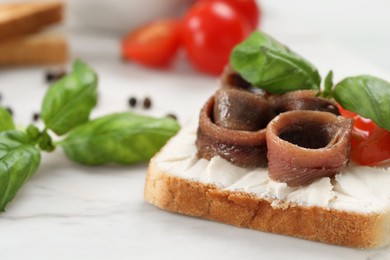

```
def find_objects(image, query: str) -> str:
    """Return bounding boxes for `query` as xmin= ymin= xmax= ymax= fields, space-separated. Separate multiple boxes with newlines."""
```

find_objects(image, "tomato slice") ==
xmin=182 ymin=1 xmax=252 ymax=75
xmin=199 ymin=0 xmax=261 ymax=29
xmin=122 ymin=19 xmax=181 ymax=68
xmin=338 ymin=104 xmax=390 ymax=165
xmin=350 ymin=127 xmax=390 ymax=166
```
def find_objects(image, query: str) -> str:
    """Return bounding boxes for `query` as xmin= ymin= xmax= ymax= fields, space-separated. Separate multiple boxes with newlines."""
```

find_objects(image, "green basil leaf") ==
xmin=320 ymin=70 xmax=334 ymax=98
xmin=38 ymin=130 xmax=55 ymax=152
xmin=333 ymin=75 xmax=390 ymax=130
xmin=41 ymin=60 xmax=98 ymax=136
xmin=26 ymin=124 xmax=40 ymax=143
xmin=0 ymin=130 xmax=41 ymax=211
xmin=230 ymin=31 xmax=321 ymax=94
xmin=61 ymin=113 xmax=180 ymax=165
xmin=0 ymin=107 xmax=15 ymax=132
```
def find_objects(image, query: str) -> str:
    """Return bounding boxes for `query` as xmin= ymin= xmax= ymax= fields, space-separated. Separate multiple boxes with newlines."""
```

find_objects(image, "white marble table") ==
xmin=1 ymin=2 xmax=390 ymax=259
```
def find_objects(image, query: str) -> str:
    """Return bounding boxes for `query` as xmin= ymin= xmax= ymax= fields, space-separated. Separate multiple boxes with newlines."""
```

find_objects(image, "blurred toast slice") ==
xmin=0 ymin=1 xmax=63 ymax=41
xmin=0 ymin=32 xmax=68 ymax=65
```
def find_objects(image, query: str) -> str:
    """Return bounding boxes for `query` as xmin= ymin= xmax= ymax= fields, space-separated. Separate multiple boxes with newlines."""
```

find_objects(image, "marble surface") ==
xmin=263 ymin=0 xmax=390 ymax=71
xmin=1 ymin=2 xmax=390 ymax=259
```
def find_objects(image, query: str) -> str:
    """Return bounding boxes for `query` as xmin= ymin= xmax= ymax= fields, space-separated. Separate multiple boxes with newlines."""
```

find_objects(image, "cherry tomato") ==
xmin=200 ymin=0 xmax=261 ymax=29
xmin=122 ymin=19 xmax=181 ymax=68
xmin=182 ymin=1 xmax=252 ymax=75
xmin=338 ymin=105 xmax=390 ymax=166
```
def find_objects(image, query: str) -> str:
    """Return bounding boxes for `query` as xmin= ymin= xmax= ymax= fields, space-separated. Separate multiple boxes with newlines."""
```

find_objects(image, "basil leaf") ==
xmin=230 ymin=31 xmax=321 ymax=94
xmin=0 ymin=130 xmax=41 ymax=211
xmin=333 ymin=75 xmax=390 ymax=130
xmin=322 ymin=70 xmax=334 ymax=98
xmin=41 ymin=60 xmax=98 ymax=136
xmin=0 ymin=107 xmax=15 ymax=132
xmin=38 ymin=130 xmax=55 ymax=152
xmin=61 ymin=113 xmax=180 ymax=165
xmin=26 ymin=124 xmax=40 ymax=143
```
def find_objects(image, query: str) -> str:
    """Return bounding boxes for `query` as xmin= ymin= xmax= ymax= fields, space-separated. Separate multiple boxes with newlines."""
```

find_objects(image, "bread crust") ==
xmin=0 ymin=1 xmax=63 ymax=41
xmin=145 ymin=160 xmax=390 ymax=248
xmin=0 ymin=34 xmax=68 ymax=65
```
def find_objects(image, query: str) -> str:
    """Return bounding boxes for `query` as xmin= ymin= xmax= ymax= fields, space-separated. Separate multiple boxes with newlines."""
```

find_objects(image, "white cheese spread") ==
xmin=153 ymin=120 xmax=390 ymax=213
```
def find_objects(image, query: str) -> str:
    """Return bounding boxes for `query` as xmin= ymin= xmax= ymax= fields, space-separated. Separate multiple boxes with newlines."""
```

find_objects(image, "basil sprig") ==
xmin=230 ymin=31 xmax=321 ymax=94
xmin=61 ymin=113 xmax=180 ymax=165
xmin=332 ymin=75 xmax=390 ymax=131
xmin=0 ymin=108 xmax=15 ymax=132
xmin=41 ymin=60 xmax=98 ymax=136
xmin=0 ymin=131 xmax=41 ymax=211
xmin=0 ymin=60 xmax=180 ymax=212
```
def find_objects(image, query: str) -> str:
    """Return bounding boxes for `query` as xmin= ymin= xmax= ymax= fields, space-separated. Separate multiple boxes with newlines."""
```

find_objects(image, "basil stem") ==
xmin=333 ymin=75 xmax=390 ymax=131
xmin=0 ymin=107 xmax=15 ymax=132
xmin=60 ymin=113 xmax=180 ymax=165
xmin=0 ymin=130 xmax=41 ymax=211
xmin=41 ymin=60 xmax=98 ymax=136
xmin=230 ymin=31 xmax=321 ymax=94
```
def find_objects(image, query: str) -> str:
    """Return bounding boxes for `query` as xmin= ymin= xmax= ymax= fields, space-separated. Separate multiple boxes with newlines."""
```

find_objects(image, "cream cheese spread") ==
xmin=153 ymin=120 xmax=390 ymax=214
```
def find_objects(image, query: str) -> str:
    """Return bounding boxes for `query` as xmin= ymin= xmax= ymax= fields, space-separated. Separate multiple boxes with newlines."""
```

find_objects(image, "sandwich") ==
xmin=144 ymin=32 xmax=390 ymax=249
xmin=0 ymin=1 xmax=68 ymax=66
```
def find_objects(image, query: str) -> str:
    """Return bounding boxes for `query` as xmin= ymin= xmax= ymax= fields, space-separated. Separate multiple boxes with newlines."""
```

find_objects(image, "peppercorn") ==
xmin=128 ymin=97 xmax=137 ymax=108
xmin=45 ymin=70 xmax=66 ymax=84
xmin=143 ymin=97 xmax=152 ymax=109
xmin=166 ymin=113 xmax=177 ymax=120
xmin=32 ymin=112 xmax=40 ymax=122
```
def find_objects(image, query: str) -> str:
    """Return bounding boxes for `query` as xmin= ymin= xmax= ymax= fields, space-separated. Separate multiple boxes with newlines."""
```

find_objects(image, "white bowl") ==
xmin=66 ymin=0 xmax=193 ymax=34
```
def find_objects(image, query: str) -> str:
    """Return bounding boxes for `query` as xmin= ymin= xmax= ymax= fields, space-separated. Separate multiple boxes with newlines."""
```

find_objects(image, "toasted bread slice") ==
xmin=144 ymin=122 xmax=390 ymax=249
xmin=0 ymin=33 xmax=68 ymax=65
xmin=145 ymin=166 xmax=390 ymax=249
xmin=0 ymin=1 xmax=63 ymax=41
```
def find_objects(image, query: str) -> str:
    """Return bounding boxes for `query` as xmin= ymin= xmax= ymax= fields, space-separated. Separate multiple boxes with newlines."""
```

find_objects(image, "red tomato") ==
xmin=182 ymin=1 xmax=252 ymax=75
xmin=200 ymin=0 xmax=261 ymax=29
xmin=338 ymin=105 xmax=390 ymax=166
xmin=122 ymin=19 xmax=181 ymax=68
xmin=350 ymin=127 xmax=390 ymax=166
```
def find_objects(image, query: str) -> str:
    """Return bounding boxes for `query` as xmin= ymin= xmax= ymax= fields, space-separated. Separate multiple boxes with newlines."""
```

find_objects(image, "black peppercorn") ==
xmin=45 ymin=70 xmax=66 ymax=84
xmin=166 ymin=113 xmax=177 ymax=120
xmin=128 ymin=97 xmax=137 ymax=108
xmin=143 ymin=97 xmax=152 ymax=109
xmin=32 ymin=112 xmax=40 ymax=122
